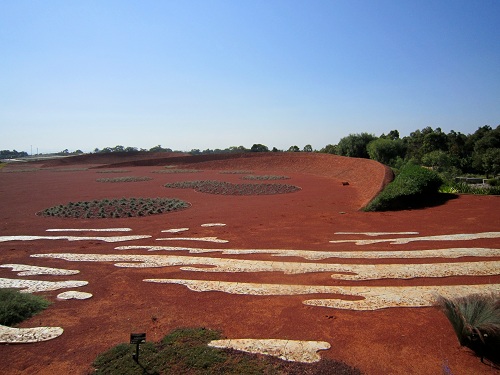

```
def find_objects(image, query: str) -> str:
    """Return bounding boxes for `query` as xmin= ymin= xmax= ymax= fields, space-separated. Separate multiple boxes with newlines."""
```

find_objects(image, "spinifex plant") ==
xmin=436 ymin=293 xmax=500 ymax=364
xmin=164 ymin=180 xmax=300 ymax=195
xmin=37 ymin=197 xmax=189 ymax=218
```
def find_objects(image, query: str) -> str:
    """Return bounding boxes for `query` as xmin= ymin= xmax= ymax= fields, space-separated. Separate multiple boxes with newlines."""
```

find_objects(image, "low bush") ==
xmin=440 ymin=181 xmax=500 ymax=195
xmin=92 ymin=327 xmax=362 ymax=375
xmin=364 ymin=163 xmax=443 ymax=211
xmin=0 ymin=289 xmax=50 ymax=326
xmin=165 ymin=180 xmax=300 ymax=195
xmin=436 ymin=293 xmax=500 ymax=365
xmin=37 ymin=197 xmax=189 ymax=219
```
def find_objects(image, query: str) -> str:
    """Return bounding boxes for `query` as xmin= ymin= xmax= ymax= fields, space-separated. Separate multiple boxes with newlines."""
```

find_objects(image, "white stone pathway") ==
xmin=116 ymin=245 xmax=500 ymax=260
xmin=330 ymin=232 xmax=500 ymax=245
xmin=145 ymin=279 xmax=500 ymax=310
xmin=31 ymin=253 xmax=500 ymax=280
xmin=46 ymin=228 xmax=132 ymax=232
xmin=0 ymin=277 xmax=88 ymax=293
xmin=334 ymin=232 xmax=419 ymax=236
xmin=156 ymin=237 xmax=229 ymax=243
xmin=0 ymin=325 xmax=63 ymax=343
xmin=0 ymin=264 xmax=80 ymax=276
xmin=0 ymin=235 xmax=151 ymax=243
xmin=208 ymin=339 xmax=330 ymax=362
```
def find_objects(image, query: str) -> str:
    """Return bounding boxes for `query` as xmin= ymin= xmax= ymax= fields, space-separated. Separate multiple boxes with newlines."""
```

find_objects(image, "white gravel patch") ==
xmin=334 ymin=232 xmax=419 ymax=236
xmin=0 ymin=235 xmax=151 ymax=243
xmin=46 ymin=228 xmax=132 ymax=232
xmin=57 ymin=291 xmax=93 ymax=300
xmin=0 ymin=264 xmax=80 ymax=276
xmin=145 ymin=278 xmax=500 ymax=310
xmin=330 ymin=232 xmax=500 ymax=245
xmin=201 ymin=223 xmax=226 ymax=227
xmin=115 ymin=245 xmax=500 ymax=260
xmin=0 ymin=277 xmax=88 ymax=293
xmin=208 ymin=339 xmax=330 ymax=363
xmin=31 ymin=253 xmax=500 ymax=279
xmin=156 ymin=237 xmax=229 ymax=243
xmin=0 ymin=325 xmax=63 ymax=344
xmin=161 ymin=228 xmax=189 ymax=233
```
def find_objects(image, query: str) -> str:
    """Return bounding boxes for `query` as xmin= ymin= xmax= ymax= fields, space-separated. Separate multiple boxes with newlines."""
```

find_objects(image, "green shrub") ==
xmin=0 ymin=289 xmax=50 ymax=326
xmin=436 ymin=294 xmax=500 ymax=364
xmin=92 ymin=327 xmax=362 ymax=375
xmin=365 ymin=163 xmax=443 ymax=211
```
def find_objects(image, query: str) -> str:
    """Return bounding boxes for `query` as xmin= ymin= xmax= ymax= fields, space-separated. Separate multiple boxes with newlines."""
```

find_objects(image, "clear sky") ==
xmin=1 ymin=0 xmax=499 ymax=153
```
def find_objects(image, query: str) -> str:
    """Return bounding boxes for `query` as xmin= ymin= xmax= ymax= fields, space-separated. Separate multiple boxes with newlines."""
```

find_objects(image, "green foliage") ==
xmin=367 ymin=138 xmax=406 ymax=166
xmin=92 ymin=327 xmax=362 ymax=375
xmin=443 ymin=182 xmax=500 ymax=195
xmin=337 ymin=133 xmax=376 ymax=158
xmin=250 ymin=144 xmax=269 ymax=152
xmin=0 ymin=289 xmax=50 ymax=326
xmin=436 ymin=294 xmax=500 ymax=364
xmin=165 ymin=180 xmax=300 ymax=195
xmin=364 ymin=163 xmax=443 ymax=211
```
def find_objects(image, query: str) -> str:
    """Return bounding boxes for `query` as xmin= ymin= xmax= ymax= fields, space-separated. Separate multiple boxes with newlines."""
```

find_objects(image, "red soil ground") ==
xmin=0 ymin=152 xmax=498 ymax=375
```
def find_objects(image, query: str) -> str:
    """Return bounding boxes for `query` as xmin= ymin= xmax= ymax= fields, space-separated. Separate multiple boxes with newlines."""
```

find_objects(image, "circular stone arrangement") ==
xmin=37 ymin=197 xmax=190 ymax=219
xmin=164 ymin=180 xmax=300 ymax=195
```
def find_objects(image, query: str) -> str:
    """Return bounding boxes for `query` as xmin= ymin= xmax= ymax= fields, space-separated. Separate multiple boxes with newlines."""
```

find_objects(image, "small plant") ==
xmin=0 ymin=289 xmax=50 ymax=326
xmin=436 ymin=293 xmax=500 ymax=365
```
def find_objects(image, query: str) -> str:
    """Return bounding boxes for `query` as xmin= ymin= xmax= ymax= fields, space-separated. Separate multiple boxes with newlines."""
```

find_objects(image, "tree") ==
xmin=319 ymin=144 xmax=337 ymax=154
xmin=250 ymin=144 xmax=269 ymax=152
xmin=367 ymin=138 xmax=405 ymax=166
xmin=337 ymin=133 xmax=376 ymax=158
xmin=482 ymin=148 xmax=500 ymax=177
xmin=303 ymin=144 xmax=313 ymax=152
xmin=288 ymin=145 xmax=300 ymax=152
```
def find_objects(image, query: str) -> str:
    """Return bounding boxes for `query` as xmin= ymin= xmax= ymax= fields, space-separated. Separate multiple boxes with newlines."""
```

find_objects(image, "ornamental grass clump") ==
xmin=436 ymin=293 xmax=500 ymax=365
xmin=37 ymin=197 xmax=189 ymax=219
xmin=365 ymin=163 xmax=443 ymax=211
xmin=0 ymin=289 xmax=50 ymax=326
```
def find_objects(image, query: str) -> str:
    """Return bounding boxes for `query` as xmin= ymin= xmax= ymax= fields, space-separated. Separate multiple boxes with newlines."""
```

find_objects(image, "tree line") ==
xmin=321 ymin=125 xmax=499 ymax=178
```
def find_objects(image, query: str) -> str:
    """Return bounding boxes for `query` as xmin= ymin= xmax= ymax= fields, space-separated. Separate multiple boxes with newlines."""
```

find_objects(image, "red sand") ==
xmin=0 ymin=152 xmax=498 ymax=375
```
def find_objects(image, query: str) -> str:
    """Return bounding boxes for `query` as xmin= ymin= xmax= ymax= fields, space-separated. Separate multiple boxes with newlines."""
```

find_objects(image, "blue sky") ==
xmin=1 ymin=0 xmax=499 ymax=153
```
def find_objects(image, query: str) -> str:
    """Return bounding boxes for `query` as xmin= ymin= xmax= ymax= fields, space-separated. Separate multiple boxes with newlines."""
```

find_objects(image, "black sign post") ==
xmin=130 ymin=333 xmax=146 ymax=363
